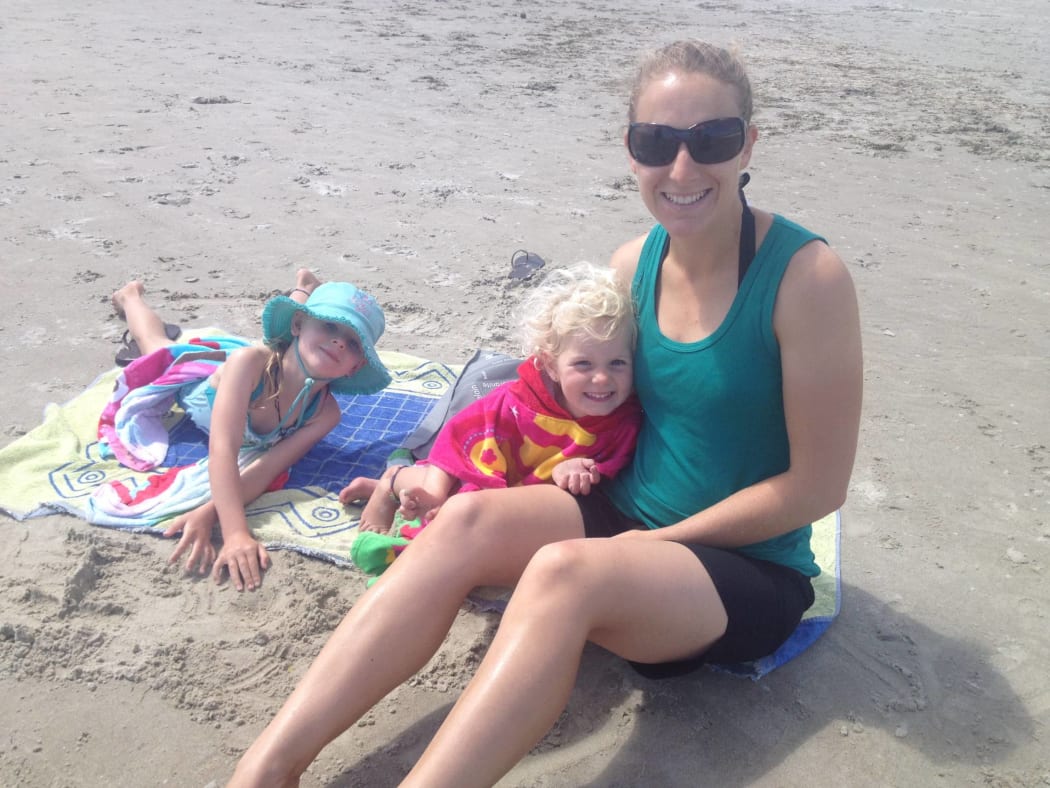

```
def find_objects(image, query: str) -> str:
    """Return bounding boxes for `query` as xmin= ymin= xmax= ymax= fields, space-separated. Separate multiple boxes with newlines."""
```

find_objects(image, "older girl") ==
xmin=94 ymin=271 xmax=390 ymax=591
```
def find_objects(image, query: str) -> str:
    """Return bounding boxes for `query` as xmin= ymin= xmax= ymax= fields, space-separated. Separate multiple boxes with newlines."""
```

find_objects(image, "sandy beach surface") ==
xmin=2 ymin=1 xmax=1048 ymax=785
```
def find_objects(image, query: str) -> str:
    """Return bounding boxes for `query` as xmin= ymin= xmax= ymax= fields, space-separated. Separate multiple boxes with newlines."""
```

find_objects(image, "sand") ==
xmin=1 ymin=0 xmax=1048 ymax=785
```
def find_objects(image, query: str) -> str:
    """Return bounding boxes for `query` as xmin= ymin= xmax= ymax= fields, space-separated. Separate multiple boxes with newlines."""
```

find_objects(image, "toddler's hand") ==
xmin=553 ymin=458 xmax=601 ymax=495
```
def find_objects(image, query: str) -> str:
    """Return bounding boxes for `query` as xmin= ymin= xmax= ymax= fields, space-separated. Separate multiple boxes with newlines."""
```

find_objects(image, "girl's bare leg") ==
xmin=228 ymin=485 xmax=587 ymax=787
xmin=114 ymin=270 xmax=319 ymax=360
xmin=112 ymin=281 xmax=176 ymax=356
xmin=290 ymin=268 xmax=321 ymax=303
xmin=402 ymin=537 xmax=730 ymax=788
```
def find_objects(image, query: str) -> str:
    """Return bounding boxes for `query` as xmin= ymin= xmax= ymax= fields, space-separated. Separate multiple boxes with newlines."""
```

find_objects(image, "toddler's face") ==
xmin=545 ymin=326 xmax=633 ymax=419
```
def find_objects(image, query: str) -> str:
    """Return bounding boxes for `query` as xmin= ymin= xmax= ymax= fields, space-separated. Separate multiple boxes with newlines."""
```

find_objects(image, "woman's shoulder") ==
xmin=609 ymin=233 xmax=649 ymax=282
xmin=774 ymin=223 xmax=856 ymax=323
xmin=755 ymin=209 xmax=824 ymax=246
xmin=753 ymin=208 xmax=841 ymax=278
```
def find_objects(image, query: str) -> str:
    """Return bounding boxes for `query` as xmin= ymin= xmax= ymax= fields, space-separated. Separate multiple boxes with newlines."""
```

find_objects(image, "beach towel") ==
xmin=715 ymin=509 xmax=840 ymax=679
xmin=0 ymin=341 xmax=840 ymax=678
xmin=0 ymin=339 xmax=458 ymax=564
xmin=87 ymin=337 xmax=265 ymax=528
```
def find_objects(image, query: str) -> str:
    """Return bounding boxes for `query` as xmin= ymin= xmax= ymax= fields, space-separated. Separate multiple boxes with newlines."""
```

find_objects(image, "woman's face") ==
xmin=627 ymin=71 xmax=757 ymax=239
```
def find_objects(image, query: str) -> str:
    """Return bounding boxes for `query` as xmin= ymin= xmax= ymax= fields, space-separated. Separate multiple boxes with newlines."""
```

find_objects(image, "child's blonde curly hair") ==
xmin=518 ymin=263 xmax=637 ymax=361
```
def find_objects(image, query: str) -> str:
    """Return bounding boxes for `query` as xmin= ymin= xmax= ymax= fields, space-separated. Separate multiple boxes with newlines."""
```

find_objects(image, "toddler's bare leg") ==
xmin=349 ymin=465 xmax=426 ymax=533
xmin=359 ymin=488 xmax=397 ymax=533
xmin=340 ymin=475 xmax=396 ymax=532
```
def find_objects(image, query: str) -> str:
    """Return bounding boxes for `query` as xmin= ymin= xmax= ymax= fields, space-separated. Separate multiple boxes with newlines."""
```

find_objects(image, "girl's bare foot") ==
xmin=111 ymin=281 xmax=180 ymax=357
xmin=112 ymin=280 xmax=146 ymax=318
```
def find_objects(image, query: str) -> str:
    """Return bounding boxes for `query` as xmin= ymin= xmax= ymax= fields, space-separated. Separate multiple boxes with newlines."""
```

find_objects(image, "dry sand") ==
xmin=2 ymin=1 xmax=1048 ymax=785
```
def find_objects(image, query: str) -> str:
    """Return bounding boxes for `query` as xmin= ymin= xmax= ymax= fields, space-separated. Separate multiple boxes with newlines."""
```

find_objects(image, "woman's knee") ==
xmin=518 ymin=540 xmax=595 ymax=597
xmin=408 ymin=489 xmax=586 ymax=587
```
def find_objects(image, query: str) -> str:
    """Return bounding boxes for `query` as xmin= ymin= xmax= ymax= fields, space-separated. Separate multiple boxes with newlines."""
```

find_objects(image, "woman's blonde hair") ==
xmin=518 ymin=263 xmax=636 ymax=360
xmin=628 ymin=40 xmax=753 ymax=123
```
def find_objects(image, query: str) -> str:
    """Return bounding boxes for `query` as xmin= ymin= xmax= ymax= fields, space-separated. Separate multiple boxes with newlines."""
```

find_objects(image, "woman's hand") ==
xmin=211 ymin=531 xmax=271 ymax=592
xmin=164 ymin=505 xmax=218 ymax=576
xmin=552 ymin=458 xmax=601 ymax=495
xmin=612 ymin=527 xmax=656 ymax=541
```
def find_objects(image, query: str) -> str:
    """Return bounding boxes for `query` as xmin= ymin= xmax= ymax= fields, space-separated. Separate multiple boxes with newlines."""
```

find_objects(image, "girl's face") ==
xmin=627 ymin=71 xmax=757 ymax=239
xmin=543 ymin=326 xmax=634 ymax=419
xmin=293 ymin=315 xmax=366 ymax=379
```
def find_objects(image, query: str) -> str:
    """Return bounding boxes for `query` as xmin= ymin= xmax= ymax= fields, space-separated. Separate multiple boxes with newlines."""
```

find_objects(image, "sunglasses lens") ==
xmin=628 ymin=125 xmax=680 ymax=167
xmin=628 ymin=118 xmax=745 ymax=166
xmin=686 ymin=118 xmax=746 ymax=164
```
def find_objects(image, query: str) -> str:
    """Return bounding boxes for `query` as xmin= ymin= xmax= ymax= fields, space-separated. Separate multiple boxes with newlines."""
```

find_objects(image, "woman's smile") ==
xmin=663 ymin=188 xmax=710 ymax=206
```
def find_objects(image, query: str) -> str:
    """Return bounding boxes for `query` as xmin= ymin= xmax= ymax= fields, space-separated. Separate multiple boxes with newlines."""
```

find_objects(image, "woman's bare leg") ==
xmin=228 ymin=485 xmax=587 ymax=787
xmin=402 ymin=537 xmax=729 ymax=788
xmin=112 ymin=281 xmax=176 ymax=356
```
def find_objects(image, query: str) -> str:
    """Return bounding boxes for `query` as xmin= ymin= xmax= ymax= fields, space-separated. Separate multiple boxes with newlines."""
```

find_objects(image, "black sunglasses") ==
xmin=627 ymin=117 xmax=747 ymax=167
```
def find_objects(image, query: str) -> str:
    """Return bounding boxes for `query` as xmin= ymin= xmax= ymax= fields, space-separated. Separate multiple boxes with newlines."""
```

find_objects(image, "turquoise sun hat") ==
xmin=261 ymin=282 xmax=392 ymax=395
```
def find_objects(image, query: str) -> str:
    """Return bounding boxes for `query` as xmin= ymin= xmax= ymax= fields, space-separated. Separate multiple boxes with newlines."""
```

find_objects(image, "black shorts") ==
xmin=575 ymin=488 xmax=815 ymax=678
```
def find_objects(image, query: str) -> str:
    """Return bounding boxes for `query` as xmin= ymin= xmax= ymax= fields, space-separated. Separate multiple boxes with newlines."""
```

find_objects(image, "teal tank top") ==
xmin=606 ymin=215 xmax=823 ymax=577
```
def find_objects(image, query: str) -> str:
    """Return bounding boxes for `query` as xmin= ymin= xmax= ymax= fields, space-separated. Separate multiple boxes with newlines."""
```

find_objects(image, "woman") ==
xmin=230 ymin=39 xmax=862 ymax=787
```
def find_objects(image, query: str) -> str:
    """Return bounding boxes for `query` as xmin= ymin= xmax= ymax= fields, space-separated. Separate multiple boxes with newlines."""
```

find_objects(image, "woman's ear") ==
xmin=290 ymin=312 xmax=304 ymax=336
xmin=625 ymin=130 xmax=638 ymax=175
xmin=739 ymin=123 xmax=759 ymax=171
